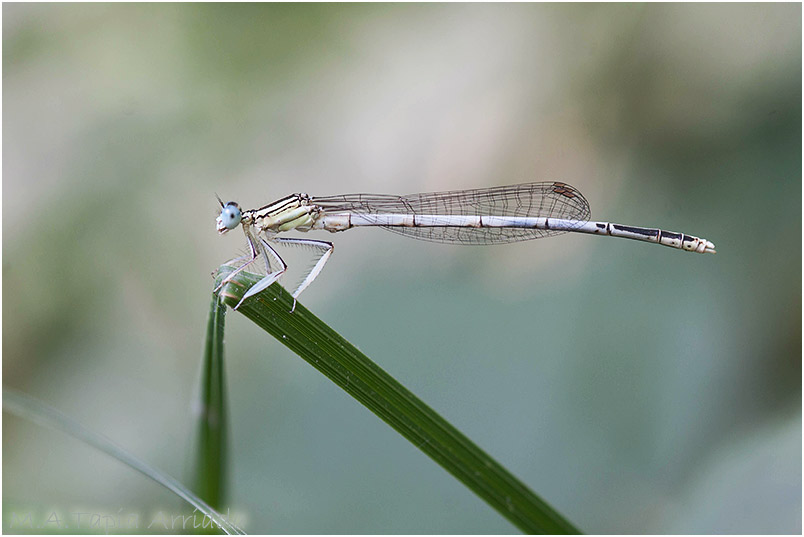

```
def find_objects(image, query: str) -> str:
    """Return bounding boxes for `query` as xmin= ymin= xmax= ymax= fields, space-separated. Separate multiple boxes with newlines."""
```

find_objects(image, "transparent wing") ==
xmin=312 ymin=181 xmax=591 ymax=245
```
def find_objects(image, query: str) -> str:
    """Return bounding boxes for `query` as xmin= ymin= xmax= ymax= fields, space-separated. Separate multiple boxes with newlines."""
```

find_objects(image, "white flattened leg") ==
xmin=234 ymin=238 xmax=287 ymax=310
xmin=214 ymin=231 xmax=262 ymax=294
xmin=275 ymin=237 xmax=334 ymax=312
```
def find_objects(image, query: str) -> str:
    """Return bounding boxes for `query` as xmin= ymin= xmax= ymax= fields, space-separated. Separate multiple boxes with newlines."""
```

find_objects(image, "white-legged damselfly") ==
xmin=215 ymin=182 xmax=715 ymax=310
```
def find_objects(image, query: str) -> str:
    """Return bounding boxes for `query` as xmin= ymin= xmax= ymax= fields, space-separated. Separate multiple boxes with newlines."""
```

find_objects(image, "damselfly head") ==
xmin=216 ymin=201 xmax=242 ymax=234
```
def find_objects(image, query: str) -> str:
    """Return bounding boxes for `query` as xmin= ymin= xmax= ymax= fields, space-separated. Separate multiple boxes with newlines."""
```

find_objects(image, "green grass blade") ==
xmin=3 ymin=389 xmax=245 ymax=535
xmin=192 ymin=294 xmax=230 ymax=509
xmin=216 ymin=265 xmax=581 ymax=534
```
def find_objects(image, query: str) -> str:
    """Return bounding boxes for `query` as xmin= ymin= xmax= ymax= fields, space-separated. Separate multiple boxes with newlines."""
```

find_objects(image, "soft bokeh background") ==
xmin=3 ymin=3 xmax=800 ymax=534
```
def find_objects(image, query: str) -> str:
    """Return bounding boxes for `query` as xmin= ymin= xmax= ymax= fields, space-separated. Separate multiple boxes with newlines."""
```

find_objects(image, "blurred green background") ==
xmin=3 ymin=3 xmax=800 ymax=534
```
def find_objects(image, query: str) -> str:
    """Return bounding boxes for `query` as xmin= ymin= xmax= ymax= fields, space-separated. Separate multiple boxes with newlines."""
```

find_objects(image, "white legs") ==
xmin=233 ymin=238 xmax=287 ymax=309
xmin=213 ymin=231 xmax=263 ymax=295
xmin=275 ymin=237 xmax=334 ymax=302
xmin=216 ymin=231 xmax=333 ymax=311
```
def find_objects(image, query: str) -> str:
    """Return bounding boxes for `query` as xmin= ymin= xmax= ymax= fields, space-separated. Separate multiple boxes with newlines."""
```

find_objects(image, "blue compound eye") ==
xmin=219 ymin=202 xmax=242 ymax=230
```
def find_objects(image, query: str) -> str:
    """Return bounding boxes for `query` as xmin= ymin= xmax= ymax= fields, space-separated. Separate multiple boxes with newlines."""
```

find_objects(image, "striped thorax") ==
xmin=217 ymin=194 xmax=321 ymax=235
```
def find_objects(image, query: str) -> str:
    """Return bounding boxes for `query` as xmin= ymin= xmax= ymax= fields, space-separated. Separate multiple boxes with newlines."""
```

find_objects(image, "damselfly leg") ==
xmin=233 ymin=238 xmax=287 ymax=310
xmin=274 ymin=237 xmax=334 ymax=311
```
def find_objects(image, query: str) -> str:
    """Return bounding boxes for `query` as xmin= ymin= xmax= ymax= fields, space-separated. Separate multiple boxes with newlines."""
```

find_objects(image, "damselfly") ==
xmin=215 ymin=182 xmax=715 ymax=310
